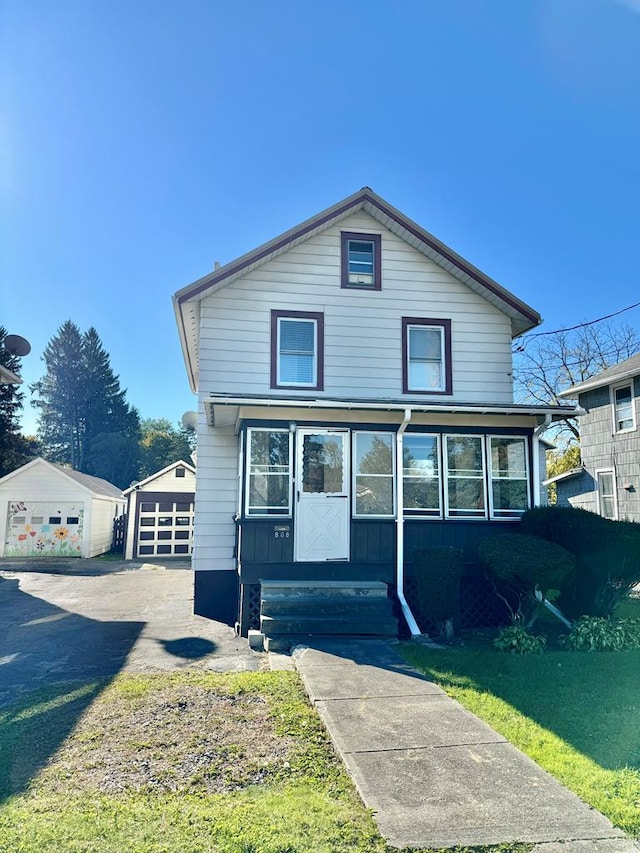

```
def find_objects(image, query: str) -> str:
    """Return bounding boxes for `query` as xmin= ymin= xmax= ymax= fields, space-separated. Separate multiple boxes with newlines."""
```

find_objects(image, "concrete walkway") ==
xmin=289 ymin=639 xmax=639 ymax=852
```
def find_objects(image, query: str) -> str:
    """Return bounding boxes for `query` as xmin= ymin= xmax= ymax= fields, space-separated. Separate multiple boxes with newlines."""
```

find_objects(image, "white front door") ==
xmin=295 ymin=429 xmax=349 ymax=562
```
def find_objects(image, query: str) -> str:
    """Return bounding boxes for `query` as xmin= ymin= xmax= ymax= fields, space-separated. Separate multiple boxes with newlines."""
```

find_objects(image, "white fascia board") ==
xmin=208 ymin=394 xmax=578 ymax=420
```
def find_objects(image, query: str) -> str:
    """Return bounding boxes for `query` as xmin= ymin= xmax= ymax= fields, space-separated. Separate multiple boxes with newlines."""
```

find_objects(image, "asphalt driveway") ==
xmin=0 ymin=558 xmax=263 ymax=707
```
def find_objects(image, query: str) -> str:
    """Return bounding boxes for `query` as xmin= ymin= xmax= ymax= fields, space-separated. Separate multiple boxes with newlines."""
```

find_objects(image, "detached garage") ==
xmin=0 ymin=458 xmax=125 ymax=559
xmin=123 ymin=460 xmax=195 ymax=559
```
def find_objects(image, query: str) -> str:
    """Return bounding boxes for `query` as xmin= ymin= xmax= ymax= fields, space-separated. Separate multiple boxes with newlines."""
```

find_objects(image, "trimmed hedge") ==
xmin=520 ymin=506 xmax=640 ymax=618
xmin=413 ymin=547 xmax=463 ymax=639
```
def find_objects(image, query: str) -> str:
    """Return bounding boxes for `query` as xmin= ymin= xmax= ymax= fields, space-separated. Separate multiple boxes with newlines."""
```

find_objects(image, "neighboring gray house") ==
xmin=555 ymin=353 xmax=640 ymax=521
xmin=173 ymin=187 xmax=576 ymax=644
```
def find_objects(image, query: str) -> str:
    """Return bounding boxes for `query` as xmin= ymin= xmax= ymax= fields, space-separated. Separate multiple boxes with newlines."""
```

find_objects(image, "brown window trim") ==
xmin=341 ymin=231 xmax=382 ymax=290
xmin=402 ymin=317 xmax=452 ymax=395
xmin=270 ymin=310 xmax=324 ymax=391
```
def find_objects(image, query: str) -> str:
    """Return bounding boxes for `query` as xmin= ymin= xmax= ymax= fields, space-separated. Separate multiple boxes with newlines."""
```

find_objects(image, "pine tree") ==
xmin=32 ymin=321 xmax=141 ymax=488
xmin=0 ymin=327 xmax=38 ymax=477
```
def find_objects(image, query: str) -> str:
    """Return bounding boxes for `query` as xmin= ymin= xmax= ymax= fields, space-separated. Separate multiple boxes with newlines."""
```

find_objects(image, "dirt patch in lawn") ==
xmin=36 ymin=681 xmax=295 ymax=795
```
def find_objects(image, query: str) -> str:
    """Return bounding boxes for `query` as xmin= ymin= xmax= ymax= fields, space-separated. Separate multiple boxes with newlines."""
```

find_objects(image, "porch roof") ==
xmin=206 ymin=393 xmax=579 ymax=428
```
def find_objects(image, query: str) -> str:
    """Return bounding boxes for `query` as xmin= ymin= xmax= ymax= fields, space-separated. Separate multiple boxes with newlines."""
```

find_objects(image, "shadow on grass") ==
xmin=0 ymin=576 xmax=143 ymax=801
xmin=400 ymin=637 xmax=640 ymax=771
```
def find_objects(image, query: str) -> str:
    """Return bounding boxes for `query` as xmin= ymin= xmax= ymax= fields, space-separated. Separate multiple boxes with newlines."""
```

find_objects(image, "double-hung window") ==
xmin=403 ymin=434 xmax=441 ymax=516
xmin=341 ymin=231 xmax=382 ymax=289
xmin=402 ymin=318 xmax=452 ymax=395
xmin=353 ymin=432 xmax=394 ymax=516
xmin=612 ymin=383 xmax=635 ymax=432
xmin=488 ymin=437 xmax=529 ymax=518
xmin=245 ymin=428 xmax=292 ymax=516
xmin=444 ymin=435 xmax=486 ymax=518
xmin=271 ymin=310 xmax=324 ymax=390
xmin=596 ymin=469 xmax=618 ymax=520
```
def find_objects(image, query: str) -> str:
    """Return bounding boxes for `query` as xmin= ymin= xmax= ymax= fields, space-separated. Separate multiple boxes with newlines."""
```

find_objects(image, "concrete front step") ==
xmin=264 ymin=633 xmax=396 ymax=653
xmin=261 ymin=614 xmax=399 ymax=637
xmin=261 ymin=597 xmax=395 ymax=618
xmin=261 ymin=580 xmax=389 ymax=599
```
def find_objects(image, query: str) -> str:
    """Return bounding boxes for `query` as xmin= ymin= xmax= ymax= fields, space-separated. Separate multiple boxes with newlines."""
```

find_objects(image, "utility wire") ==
xmin=514 ymin=300 xmax=640 ymax=351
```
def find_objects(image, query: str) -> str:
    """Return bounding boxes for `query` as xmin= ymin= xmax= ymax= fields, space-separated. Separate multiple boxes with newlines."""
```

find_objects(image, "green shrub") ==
xmin=564 ymin=617 xmax=628 ymax=651
xmin=520 ymin=506 xmax=640 ymax=618
xmin=412 ymin=547 xmax=463 ymax=640
xmin=478 ymin=533 xmax=575 ymax=625
xmin=493 ymin=625 xmax=546 ymax=654
xmin=619 ymin=617 xmax=640 ymax=649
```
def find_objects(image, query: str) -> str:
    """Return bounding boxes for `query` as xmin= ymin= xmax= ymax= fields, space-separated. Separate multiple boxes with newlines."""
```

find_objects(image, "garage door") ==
xmin=5 ymin=501 xmax=84 ymax=557
xmin=135 ymin=496 xmax=194 ymax=557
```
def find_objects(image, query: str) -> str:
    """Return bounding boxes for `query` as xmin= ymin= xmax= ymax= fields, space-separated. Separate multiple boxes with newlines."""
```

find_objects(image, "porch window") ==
xmin=246 ymin=428 xmax=292 ymax=516
xmin=403 ymin=434 xmax=441 ymax=516
xmin=402 ymin=318 xmax=452 ymax=395
xmin=353 ymin=432 xmax=394 ymax=516
xmin=596 ymin=469 xmax=617 ymax=520
xmin=444 ymin=435 xmax=486 ymax=518
xmin=271 ymin=310 xmax=324 ymax=390
xmin=488 ymin=437 xmax=529 ymax=518
xmin=612 ymin=383 xmax=635 ymax=432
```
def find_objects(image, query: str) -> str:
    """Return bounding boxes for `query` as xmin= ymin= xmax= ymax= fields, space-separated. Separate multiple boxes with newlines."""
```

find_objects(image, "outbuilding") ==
xmin=123 ymin=460 xmax=196 ymax=559
xmin=0 ymin=458 xmax=125 ymax=559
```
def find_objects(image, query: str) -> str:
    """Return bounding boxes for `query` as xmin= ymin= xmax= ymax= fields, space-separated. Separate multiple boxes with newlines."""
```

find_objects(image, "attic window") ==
xmin=176 ymin=467 xmax=186 ymax=478
xmin=341 ymin=232 xmax=381 ymax=290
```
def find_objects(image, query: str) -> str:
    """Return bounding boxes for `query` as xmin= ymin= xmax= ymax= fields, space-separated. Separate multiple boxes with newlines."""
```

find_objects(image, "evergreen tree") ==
xmin=139 ymin=418 xmax=195 ymax=478
xmin=32 ymin=321 xmax=141 ymax=488
xmin=0 ymin=327 xmax=38 ymax=477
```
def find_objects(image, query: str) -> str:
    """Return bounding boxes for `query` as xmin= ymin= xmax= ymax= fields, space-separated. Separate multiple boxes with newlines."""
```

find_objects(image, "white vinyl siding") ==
xmin=197 ymin=211 xmax=514 ymax=404
xmin=191 ymin=420 xmax=238 ymax=573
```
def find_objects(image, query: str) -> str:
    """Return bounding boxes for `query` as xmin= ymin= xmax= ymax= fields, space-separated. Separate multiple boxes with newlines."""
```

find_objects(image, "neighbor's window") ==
xmin=175 ymin=467 xmax=186 ymax=478
xmin=488 ymin=437 xmax=529 ymax=518
xmin=403 ymin=434 xmax=441 ymax=516
xmin=613 ymin=383 xmax=635 ymax=432
xmin=271 ymin=311 xmax=324 ymax=390
xmin=596 ymin=469 xmax=617 ymax=520
xmin=341 ymin=231 xmax=382 ymax=289
xmin=246 ymin=428 xmax=292 ymax=516
xmin=402 ymin=318 xmax=452 ymax=395
xmin=353 ymin=432 xmax=394 ymax=516
xmin=444 ymin=435 xmax=486 ymax=518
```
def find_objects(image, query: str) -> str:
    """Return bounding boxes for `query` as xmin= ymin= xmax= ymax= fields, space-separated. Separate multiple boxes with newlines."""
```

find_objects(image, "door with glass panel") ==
xmin=295 ymin=429 xmax=349 ymax=562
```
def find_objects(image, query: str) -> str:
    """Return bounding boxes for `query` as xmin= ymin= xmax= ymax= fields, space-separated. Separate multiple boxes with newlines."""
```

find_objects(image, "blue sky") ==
xmin=3 ymin=0 xmax=640 ymax=435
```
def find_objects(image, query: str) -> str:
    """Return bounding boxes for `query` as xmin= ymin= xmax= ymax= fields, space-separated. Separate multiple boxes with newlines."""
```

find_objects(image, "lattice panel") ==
xmin=402 ymin=574 xmax=510 ymax=634
xmin=246 ymin=583 xmax=262 ymax=631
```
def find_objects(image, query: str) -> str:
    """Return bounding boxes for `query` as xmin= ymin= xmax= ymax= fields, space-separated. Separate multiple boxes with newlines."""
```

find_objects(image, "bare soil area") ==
xmin=36 ymin=681 xmax=295 ymax=795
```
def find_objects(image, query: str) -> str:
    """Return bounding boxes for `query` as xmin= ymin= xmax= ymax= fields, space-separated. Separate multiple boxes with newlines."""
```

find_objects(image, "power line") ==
xmin=514 ymin=300 xmax=640 ymax=351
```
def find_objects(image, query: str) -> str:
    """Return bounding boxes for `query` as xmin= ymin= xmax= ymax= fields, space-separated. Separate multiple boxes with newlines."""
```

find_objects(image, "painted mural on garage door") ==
xmin=5 ymin=501 xmax=84 ymax=557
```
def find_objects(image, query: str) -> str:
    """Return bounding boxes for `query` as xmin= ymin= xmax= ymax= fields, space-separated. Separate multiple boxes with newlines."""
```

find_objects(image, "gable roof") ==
xmin=558 ymin=352 xmax=640 ymax=399
xmin=0 ymin=457 xmax=124 ymax=499
xmin=122 ymin=460 xmax=196 ymax=496
xmin=174 ymin=187 xmax=542 ymax=393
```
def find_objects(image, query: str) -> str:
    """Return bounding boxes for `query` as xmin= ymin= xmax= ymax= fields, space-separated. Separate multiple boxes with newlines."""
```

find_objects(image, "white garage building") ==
xmin=123 ymin=460 xmax=196 ymax=559
xmin=0 ymin=458 xmax=125 ymax=559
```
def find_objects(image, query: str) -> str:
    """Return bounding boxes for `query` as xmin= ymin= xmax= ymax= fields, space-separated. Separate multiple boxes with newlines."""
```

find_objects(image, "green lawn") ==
xmin=399 ymin=615 xmax=640 ymax=839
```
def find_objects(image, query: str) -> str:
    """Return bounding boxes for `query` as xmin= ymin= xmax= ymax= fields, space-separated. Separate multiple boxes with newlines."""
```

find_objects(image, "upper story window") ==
xmin=402 ymin=318 xmax=452 ymax=395
xmin=612 ymin=382 xmax=635 ymax=432
xmin=270 ymin=310 xmax=324 ymax=390
xmin=341 ymin=231 xmax=382 ymax=290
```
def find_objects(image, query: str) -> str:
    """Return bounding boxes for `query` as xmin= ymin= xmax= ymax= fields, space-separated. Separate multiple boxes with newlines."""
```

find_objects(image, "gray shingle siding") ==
xmin=559 ymin=380 xmax=640 ymax=521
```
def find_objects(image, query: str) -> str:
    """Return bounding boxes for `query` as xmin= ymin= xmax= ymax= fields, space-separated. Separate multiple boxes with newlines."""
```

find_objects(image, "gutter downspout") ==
xmin=532 ymin=414 xmax=552 ymax=507
xmin=396 ymin=408 xmax=421 ymax=636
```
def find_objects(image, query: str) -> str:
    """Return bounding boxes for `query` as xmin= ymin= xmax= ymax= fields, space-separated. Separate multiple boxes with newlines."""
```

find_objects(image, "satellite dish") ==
xmin=4 ymin=335 xmax=31 ymax=357
xmin=182 ymin=411 xmax=198 ymax=430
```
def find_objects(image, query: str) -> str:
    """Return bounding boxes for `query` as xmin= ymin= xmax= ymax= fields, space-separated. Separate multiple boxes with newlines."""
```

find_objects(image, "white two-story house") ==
xmin=174 ymin=188 xmax=575 ymax=644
